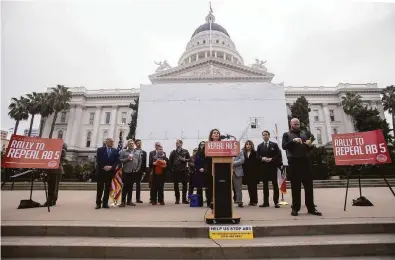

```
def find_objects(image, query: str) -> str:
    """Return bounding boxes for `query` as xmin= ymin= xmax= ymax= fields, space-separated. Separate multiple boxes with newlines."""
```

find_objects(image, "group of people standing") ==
xmin=95 ymin=119 xmax=322 ymax=217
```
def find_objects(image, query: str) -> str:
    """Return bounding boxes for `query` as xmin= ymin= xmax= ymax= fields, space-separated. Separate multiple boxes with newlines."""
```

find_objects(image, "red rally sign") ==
xmin=205 ymin=141 xmax=240 ymax=157
xmin=332 ymin=130 xmax=392 ymax=166
xmin=1 ymin=135 xmax=64 ymax=169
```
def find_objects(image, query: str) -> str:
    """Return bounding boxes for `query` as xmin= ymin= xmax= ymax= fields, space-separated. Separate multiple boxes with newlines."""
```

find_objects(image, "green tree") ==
xmin=48 ymin=85 xmax=72 ymax=138
xmin=289 ymin=96 xmax=311 ymax=131
xmin=381 ymin=85 xmax=395 ymax=137
xmin=127 ymin=97 xmax=139 ymax=140
xmin=341 ymin=91 xmax=393 ymax=144
xmin=8 ymin=96 xmax=29 ymax=134
xmin=354 ymin=107 xmax=393 ymax=144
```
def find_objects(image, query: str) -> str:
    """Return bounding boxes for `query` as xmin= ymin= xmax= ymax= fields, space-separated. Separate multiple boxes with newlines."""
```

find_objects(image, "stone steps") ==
xmin=2 ymin=178 xmax=395 ymax=191
xmin=2 ymin=234 xmax=394 ymax=259
xmin=2 ymin=221 xmax=395 ymax=259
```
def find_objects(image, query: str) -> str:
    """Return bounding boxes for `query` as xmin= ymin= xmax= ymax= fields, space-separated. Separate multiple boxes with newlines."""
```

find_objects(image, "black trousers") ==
xmin=96 ymin=171 xmax=114 ymax=206
xmin=288 ymin=157 xmax=315 ymax=212
xmin=247 ymin=182 xmax=258 ymax=204
xmin=263 ymin=174 xmax=279 ymax=205
xmin=151 ymin=174 xmax=164 ymax=203
xmin=47 ymin=173 xmax=60 ymax=204
xmin=173 ymin=170 xmax=188 ymax=201
xmin=174 ymin=181 xmax=187 ymax=201
xmin=121 ymin=172 xmax=139 ymax=203
xmin=135 ymin=172 xmax=142 ymax=201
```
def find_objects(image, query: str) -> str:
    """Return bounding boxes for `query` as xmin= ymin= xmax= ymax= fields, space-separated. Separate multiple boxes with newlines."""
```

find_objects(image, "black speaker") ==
xmin=213 ymin=163 xmax=232 ymax=218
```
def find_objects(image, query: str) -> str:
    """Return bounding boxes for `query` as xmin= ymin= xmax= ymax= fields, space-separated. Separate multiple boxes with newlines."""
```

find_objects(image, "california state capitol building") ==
xmin=40 ymin=10 xmax=385 ymax=162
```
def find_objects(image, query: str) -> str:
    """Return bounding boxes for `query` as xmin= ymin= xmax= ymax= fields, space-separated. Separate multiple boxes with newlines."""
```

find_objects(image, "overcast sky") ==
xmin=1 ymin=0 xmax=395 ymax=133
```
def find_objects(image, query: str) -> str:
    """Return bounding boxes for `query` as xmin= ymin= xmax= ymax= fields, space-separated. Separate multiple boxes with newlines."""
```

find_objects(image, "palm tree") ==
xmin=49 ymin=85 xmax=72 ymax=138
xmin=25 ymin=92 xmax=42 ymax=136
xmin=8 ymin=96 xmax=29 ymax=135
xmin=341 ymin=92 xmax=363 ymax=116
xmin=37 ymin=92 xmax=54 ymax=137
xmin=341 ymin=92 xmax=364 ymax=130
xmin=381 ymin=85 xmax=395 ymax=137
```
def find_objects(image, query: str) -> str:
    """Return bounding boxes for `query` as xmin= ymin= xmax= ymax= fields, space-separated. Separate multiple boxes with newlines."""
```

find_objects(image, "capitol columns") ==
xmin=70 ymin=104 xmax=84 ymax=148
xmin=322 ymin=103 xmax=333 ymax=142
xmin=91 ymin=105 xmax=102 ymax=148
xmin=109 ymin=105 xmax=118 ymax=140
xmin=64 ymin=104 xmax=76 ymax=146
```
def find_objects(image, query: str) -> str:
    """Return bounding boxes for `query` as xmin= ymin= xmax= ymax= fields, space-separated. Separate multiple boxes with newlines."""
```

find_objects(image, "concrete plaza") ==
xmin=2 ymin=187 xmax=395 ymax=226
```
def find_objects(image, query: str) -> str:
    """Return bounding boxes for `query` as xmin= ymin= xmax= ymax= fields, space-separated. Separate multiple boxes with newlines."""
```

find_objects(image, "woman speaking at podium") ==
xmin=205 ymin=129 xmax=221 ymax=208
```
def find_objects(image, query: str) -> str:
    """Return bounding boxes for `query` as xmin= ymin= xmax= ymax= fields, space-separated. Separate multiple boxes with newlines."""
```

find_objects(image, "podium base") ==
xmin=205 ymin=213 xmax=240 ymax=224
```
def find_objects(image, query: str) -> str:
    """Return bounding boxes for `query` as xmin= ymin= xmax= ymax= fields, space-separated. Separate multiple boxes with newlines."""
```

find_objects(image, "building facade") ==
xmin=41 ymin=10 xmax=384 ymax=162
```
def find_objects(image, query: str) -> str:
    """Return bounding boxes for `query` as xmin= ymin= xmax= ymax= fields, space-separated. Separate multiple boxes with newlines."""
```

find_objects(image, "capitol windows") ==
xmin=316 ymin=129 xmax=322 ymax=145
xmin=102 ymin=131 xmax=108 ymax=144
xmin=57 ymin=130 xmax=64 ymax=139
xmin=216 ymin=40 xmax=219 ymax=43
xmin=203 ymin=40 xmax=206 ymax=44
xmin=105 ymin=112 xmax=111 ymax=124
xmin=89 ymin=112 xmax=95 ymax=124
xmin=329 ymin=109 xmax=335 ymax=121
xmin=86 ymin=131 xmax=92 ymax=147
xmin=60 ymin=111 xmax=67 ymax=123
xmin=313 ymin=110 xmax=319 ymax=121
xmin=333 ymin=127 xmax=338 ymax=134
xmin=121 ymin=112 xmax=127 ymax=124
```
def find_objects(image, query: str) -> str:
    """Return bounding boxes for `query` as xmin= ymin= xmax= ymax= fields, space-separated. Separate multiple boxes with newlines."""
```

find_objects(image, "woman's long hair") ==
xmin=197 ymin=141 xmax=205 ymax=156
xmin=208 ymin=128 xmax=221 ymax=141
xmin=244 ymin=140 xmax=255 ymax=152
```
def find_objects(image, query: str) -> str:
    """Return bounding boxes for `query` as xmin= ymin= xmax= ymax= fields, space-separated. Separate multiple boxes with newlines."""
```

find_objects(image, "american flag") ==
xmin=274 ymin=123 xmax=287 ymax=194
xmin=110 ymin=133 xmax=124 ymax=204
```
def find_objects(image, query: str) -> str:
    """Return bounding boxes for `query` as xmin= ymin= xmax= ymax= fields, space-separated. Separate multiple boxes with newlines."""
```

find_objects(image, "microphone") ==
xmin=220 ymin=134 xmax=236 ymax=140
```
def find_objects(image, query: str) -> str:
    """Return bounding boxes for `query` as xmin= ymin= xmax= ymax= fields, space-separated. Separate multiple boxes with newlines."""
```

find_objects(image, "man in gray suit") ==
xmin=232 ymin=150 xmax=245 ymax=207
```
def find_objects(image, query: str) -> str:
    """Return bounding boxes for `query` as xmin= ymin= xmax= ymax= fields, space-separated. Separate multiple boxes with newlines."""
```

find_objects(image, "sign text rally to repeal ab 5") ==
xmin=332 ymin=129 xmax=392 ymax=166
xmin=1 ymin=135 xmax=64 ymax=169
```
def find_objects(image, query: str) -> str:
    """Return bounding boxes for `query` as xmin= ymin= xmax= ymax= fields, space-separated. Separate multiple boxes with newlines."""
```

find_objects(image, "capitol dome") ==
xmin=178 ymin=10 xmax=244 ymax=66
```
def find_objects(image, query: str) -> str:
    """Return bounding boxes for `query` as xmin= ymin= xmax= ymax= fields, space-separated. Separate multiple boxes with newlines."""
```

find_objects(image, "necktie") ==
xmin=265 ymin=142 xmax=268 ymax=149
xmin=107 ymin=148 xmax=111 ymax=157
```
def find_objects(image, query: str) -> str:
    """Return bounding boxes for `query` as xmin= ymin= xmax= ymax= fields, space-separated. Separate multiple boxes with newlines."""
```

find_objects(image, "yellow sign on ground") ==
xmin=209 ymin=226 xmax=253 ymax=240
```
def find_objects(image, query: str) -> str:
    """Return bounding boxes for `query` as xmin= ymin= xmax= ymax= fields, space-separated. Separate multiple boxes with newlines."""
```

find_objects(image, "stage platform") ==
xmin=2 ymin=187 xmax=395 ymax=259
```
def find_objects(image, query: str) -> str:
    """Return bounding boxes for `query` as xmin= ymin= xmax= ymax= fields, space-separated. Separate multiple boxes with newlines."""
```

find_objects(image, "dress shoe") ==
xmin=160 ymin=202 xmax=165 ymax=205
xmin=127 ymin=202 xmax=136 ymax=206
xmin=152 ymin=202 xmax=157 ymax=205
xmin=238 ymin=202 xmax=244 ymax=208
xmin=259 ymin=204 xmax=269 ymax=208
xmin=291 ymin=210 xmax=298 ymax=216
xmin=136 ymin=200 xmax=143 ymax=203
xmin=308 ymin=209 xmax=322 ymax=216
xmin=95 ymin=205 xmax=101 ymax=209
xmin=182 ymin=200 xmax=189 ymax=204
xmin=102 ymin=205 xmax=109 ymax=209
xmin=118 ymin=202 xmax=126 ymax=207
xmin=275 ymin=204 xmax=280 ymax=208
xmin=175 ymin=200 xmax=180 ymax=204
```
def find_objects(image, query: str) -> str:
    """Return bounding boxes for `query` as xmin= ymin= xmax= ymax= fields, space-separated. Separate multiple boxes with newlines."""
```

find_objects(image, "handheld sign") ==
xmin=332 ymin=130 xmax=392 ymax=166
xmin=2 ymin=135 xmax=64 ymax=169
xmin=209 ymin=225 xmax=253 ymax=240
xmin=205 ymin=141 xmax=240 ymax=157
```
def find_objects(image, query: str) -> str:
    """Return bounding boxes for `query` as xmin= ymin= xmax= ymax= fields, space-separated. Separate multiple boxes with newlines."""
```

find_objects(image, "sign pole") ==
xmin=43 ymin=172 xmax=50 ymax=212
xmin=343 ymin=166 xmax=352 ymax=211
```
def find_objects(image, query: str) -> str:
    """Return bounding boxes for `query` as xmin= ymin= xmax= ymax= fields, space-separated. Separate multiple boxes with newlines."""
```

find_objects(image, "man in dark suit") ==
xmin=95 ymin=137 xmax=120 ymax=209
xmin=282 ymin=118 xmax=322 ymax=216
xmin=256 ymin=130 xmax=282 ymax=208
xmin=135 ymin=139 xmax=147 ymax=203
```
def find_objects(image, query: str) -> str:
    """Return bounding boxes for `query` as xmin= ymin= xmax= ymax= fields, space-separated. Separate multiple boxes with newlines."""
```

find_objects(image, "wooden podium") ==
xmin=205 ymin=141 xmax=241 ymax=224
